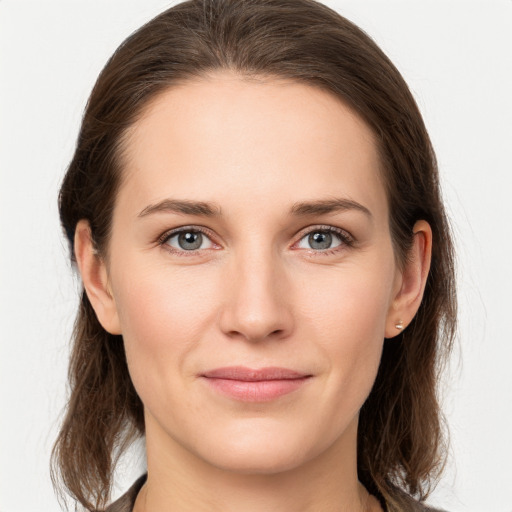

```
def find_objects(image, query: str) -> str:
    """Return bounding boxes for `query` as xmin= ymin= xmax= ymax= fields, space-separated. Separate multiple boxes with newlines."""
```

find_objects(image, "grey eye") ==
xmin=308 ymin=231 xmax=333 ymax=250
xmin=166 ymin=230 xmax=214 ymax=251
xmin=297 ymin=229 xmax=343 ymax=251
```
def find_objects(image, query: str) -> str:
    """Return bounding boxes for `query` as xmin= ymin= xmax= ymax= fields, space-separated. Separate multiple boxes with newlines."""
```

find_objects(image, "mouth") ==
xmin=200 ymin=366 xmax=312 ymax=402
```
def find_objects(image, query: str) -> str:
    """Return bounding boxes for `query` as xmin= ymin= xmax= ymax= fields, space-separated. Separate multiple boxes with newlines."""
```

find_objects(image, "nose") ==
xmin=218 ymin=247 xmax=294 ymax=343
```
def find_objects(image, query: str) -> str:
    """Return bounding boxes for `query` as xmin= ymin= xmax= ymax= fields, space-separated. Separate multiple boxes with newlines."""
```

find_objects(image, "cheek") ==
xmin=111 ymin=261 xmax=222 ymax=394
xmin=298 ymin=259 xmax=395 ymax=402
xmin=301 ymin=259 xmax=394 ymax=344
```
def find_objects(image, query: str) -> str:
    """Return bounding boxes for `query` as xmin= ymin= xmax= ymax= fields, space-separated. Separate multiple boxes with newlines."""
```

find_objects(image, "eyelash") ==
xmin=157 ymin=224 xmax=355 ymax=258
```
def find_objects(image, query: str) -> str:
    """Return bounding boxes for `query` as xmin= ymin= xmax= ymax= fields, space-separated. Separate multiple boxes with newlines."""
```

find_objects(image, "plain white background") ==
xmin=1 ymin=1 xmax=511 ymax=511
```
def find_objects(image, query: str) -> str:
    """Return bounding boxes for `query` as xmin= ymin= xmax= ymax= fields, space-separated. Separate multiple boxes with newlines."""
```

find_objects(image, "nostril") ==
xmin=224 ymin=327 xmax=288 ymax=343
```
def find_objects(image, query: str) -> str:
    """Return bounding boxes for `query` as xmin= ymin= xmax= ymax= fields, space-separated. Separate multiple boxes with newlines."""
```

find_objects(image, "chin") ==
xmin=188 ymin=419 xmax=330 ymax=475
xmin=202 ymin=444 xmax=310 ymax=475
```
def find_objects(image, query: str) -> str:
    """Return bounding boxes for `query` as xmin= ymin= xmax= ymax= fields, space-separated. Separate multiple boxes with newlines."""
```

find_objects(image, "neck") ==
xmin=135 ymin=415 xmax=379 ymax=512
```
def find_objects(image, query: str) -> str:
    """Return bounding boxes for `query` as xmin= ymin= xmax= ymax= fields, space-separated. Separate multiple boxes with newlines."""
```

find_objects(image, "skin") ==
xmin=75 ymin=73 xmax=432 ymax=512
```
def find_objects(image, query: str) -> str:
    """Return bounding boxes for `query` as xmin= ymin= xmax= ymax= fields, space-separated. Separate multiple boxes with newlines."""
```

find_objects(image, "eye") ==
xmin=295 ymin=226 xmax=353 ymax=253
xmin=160 ymin=227 xmax=216 ymax=254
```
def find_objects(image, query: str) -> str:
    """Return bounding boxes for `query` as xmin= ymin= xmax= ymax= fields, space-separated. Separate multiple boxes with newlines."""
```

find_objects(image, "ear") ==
xmin=385 ymin=220 xmax=432 ymax=338
xmin=74 ymin=220 xmax=122 ymax=335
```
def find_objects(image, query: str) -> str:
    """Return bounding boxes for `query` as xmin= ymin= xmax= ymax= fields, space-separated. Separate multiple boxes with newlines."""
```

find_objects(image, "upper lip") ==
xmin=201 ymin=366 xmax=310 ymax=381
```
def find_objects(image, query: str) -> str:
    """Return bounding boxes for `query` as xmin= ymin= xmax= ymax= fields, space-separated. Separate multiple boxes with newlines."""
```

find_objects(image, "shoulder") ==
xmin=101 ymin=474 xmax=147 ymax=512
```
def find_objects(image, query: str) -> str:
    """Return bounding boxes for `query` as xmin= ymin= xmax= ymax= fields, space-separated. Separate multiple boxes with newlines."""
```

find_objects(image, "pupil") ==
xmin=178 ymin=232 xmax=202 ymax=250
xmin=309 ymin=231 xmax=332 ymax=250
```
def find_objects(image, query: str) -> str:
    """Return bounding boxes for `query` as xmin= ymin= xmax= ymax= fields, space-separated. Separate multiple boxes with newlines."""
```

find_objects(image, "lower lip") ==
xmin=203 ymin=377 xmax=311 ymax=402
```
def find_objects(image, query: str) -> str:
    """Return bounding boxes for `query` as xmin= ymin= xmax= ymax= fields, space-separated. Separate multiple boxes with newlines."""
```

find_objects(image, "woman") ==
xmin=52 ymin=0 xmax=456 ymax=511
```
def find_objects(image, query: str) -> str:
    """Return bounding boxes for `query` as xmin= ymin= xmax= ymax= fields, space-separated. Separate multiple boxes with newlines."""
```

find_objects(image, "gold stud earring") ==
xmin=395 ymin=320 xmax=404 ymax=330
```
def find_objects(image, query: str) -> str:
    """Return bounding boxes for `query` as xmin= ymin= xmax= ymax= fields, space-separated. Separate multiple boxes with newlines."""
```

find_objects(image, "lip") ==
xmin=200 ymin=366 xmax=312 ymax=402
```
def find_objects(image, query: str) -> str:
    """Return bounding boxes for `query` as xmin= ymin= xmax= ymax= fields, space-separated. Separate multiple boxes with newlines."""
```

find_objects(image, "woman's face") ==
xmin=95 ymin=73 xmax=406 ymax=474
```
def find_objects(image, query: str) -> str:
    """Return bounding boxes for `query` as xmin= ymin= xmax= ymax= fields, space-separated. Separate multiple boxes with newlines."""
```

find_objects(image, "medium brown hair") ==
xmin=53 ymin=0 xmax=456 ymax=510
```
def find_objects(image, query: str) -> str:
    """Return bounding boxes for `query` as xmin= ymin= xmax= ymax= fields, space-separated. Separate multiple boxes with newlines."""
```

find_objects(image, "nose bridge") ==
xmin=219 ymin=241 xmax=293 ymax=342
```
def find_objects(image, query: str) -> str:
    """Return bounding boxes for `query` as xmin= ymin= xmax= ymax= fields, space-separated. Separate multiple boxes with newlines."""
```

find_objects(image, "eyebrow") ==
xmin=138 ymin=199 xmax=222 ymax=218
xmin=290 ymin=198 xmax=372 ymax=218
xmin=138 ymin=197 xmax=372 ymax=219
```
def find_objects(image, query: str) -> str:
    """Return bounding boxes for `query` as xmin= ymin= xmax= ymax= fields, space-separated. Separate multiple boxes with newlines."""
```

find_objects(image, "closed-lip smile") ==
xmin=200 ymin=366 xmax=312 ymax=402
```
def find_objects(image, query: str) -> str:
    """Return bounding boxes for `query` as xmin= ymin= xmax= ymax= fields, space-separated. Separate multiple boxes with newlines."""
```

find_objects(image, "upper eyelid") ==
xmin=294 ymin=224 xmax=353 ymax=241
xmin=158 ymin=225 xmax=217 ymax=244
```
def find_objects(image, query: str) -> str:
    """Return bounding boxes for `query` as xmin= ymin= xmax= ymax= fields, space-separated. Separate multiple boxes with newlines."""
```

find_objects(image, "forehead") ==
xmin=117 ymin=73 xmax=387 ymax=221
